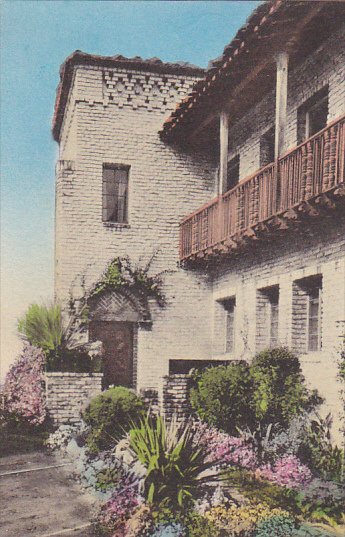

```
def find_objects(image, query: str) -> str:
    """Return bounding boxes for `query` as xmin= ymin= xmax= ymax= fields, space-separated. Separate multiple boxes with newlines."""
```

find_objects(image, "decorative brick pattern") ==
xmin=102 ymin=69 xmax=199 ymax=113
xmin=56 ymin=160 xmax=75 ymax=174
xmin=45 ymin=373 xmax=103 ymax=426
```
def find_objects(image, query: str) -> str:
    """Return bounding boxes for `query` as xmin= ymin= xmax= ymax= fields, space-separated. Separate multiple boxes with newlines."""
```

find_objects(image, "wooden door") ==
xmin=89 ymin=321 xmax=134 ymax=388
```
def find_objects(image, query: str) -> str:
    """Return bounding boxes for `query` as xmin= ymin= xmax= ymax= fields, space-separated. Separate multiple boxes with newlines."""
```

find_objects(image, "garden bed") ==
xmin=3 ymin=344 xmax=344 ymax=537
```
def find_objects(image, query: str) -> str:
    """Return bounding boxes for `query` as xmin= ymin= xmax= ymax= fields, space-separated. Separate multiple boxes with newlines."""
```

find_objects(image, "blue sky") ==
xmin=0 ymin=0 xmax=259 ymax=377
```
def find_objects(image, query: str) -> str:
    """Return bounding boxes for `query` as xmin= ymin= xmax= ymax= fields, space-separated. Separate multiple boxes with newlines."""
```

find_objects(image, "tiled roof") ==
xmin=159 ymin=0 xmax=285 ymax=141
xmin=52 ymin=51 xmax=204 ymax=142
xmin=160 ymin=0 xmax=345 ymax=142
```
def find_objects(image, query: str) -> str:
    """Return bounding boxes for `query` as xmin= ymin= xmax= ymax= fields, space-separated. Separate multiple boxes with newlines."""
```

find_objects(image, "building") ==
xmin=53 ymin=1 xmax=345 ymax=438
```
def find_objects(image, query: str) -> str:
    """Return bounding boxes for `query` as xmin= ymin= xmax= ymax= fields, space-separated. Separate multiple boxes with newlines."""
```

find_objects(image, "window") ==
xmin=223 ymin=297 xmax=236 ymax=353
xmin=102 ymin=164 xmax=129 ymax=223
xmin=226 ymin=155 xmax=240 ymax=192
xmin=292 ymin=275 xmax=322 ymax=352
xmin=269 ymin=286 xmax=279 ymax=347
xmin=307 ymin=281 xmax=322 ymax=352
xmin=297 ymin=86 xmax=328 ymax=144
xmin=169 ymin=359 xmax=228 ymax=375
xmin=260 ymin=126 xmax=275 ymax=167
xmin=256 ymin=285 xmax=279 ymax=350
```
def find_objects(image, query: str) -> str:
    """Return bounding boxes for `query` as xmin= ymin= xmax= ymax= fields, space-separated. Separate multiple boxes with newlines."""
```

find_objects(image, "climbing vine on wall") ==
xmin=338 ymin=335 xmax=345 ymax=385
xmin=337 ymin=334 xmax=345 ymax=433
xmin=89 ymin=255 xmax=167 ymax=307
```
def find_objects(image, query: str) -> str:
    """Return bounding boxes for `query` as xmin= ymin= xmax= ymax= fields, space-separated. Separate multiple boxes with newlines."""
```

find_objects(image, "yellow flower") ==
xmin=204 ymin=502 xmax=290 ymax=535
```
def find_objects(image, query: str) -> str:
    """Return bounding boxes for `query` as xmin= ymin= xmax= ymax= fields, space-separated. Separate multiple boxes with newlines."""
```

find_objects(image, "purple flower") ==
xmin=194 ymin=422 xmax=258 ymax=470
xmin=193 ymin=422 xmax=313 ymax=490
xmin=95 ymin=479 xmax=141 ymax=536
xmin=256 ymin=455 xmax=312 ymax=488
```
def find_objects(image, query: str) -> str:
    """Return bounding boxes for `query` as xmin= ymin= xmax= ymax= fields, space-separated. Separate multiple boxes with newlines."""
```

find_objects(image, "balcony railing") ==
xmin=180 ymin=115 xmax=345 ymax=261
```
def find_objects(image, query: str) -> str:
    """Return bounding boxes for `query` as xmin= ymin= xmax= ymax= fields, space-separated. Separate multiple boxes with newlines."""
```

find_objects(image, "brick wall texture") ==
xmin=45 ymin=373 xmax=103 ymax=426
xmin=55 ymin=63 xmax=217 ymax=395
xmin=162 ymin=374 xmax=192 ymax=422
xmin=55 ymin=25 xmax=345 ymax=441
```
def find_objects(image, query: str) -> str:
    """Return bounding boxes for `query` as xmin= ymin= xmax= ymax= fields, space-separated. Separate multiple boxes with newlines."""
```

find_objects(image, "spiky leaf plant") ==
xmin=128 ymin=414 xmax=219 ymax=511
xmin=18 ymin=303 xmax=64 ymax=354
xmin=17 ymin=302 xmax=95 ymax=372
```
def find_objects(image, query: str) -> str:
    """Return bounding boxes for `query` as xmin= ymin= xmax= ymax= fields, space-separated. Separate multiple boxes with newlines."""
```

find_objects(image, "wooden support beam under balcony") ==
xmin=179 ymin=115 xmax=345 ymax=266
xmin=274 ymin=51 xmax=288 ymax=159
xmin=219 ymin=111 xmax=229 ymax=194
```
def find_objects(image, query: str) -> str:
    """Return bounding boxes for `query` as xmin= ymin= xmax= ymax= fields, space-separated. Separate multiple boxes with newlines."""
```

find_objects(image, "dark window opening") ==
xmin=260 ymin=126 xmax=275 ymax=167
xmin=223 ymin=298 xmax=236 ymax=353
xmin=297 ymin=86 xmax=329 ymax=144
xmin=102 ymin=164 xmax=130 ymax=223
xmin=226 ymin=155 xmax=240 ymax=192
xmin=305 ymin=276 xmax=322 ymax=352
xmin=267 ymin=286 xmax=279 ymax=347
xmin=169 ymin=359 xmax=230 ymax=375
xmin=292 ymin=275 xmax=322 ymax=353
xmin=256 ymin=285 xmax=279 ymax=350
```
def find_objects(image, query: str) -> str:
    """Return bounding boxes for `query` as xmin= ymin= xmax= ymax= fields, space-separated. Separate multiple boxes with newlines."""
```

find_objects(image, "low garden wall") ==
xmin=140 ymin=387 xmax=160 ymax=415
xmin=162 ymin=374 xmax=192 ymax=421
xmin=45 ymin=372 xmax=103 ymax=426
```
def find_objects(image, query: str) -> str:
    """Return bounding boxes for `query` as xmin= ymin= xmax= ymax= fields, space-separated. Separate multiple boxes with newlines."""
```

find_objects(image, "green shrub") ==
xmin=190 ymin=348 xmax=321 ymax=437
xmin=83 ymin=387 xmax=144 ymax=453
xmin=45 ymin=348 xmax=102 ymax=373
xmin=251 ymin=348 xmax=322 ymax=429
xmin=297 ymin=414 xmax=344 ymax=482
xmin=296 ymin=478 xmax=345 ymax=525
xmin=190 ymin=362 xmax=256 ymax=435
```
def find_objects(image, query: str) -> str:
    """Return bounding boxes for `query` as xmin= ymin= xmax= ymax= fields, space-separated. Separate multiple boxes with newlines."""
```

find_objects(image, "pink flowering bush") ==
xmin=256 ymin=455 xmax=312 ymax=489
xmin=94 ymin=479 xmax=141 ymax=537
xmin=3 ymin=344 xmax=46 ymax=426
xmin=194 ymin=422 xmax=313 ymax=491
xmin=194 ymin=422 xmax=258 ymax=470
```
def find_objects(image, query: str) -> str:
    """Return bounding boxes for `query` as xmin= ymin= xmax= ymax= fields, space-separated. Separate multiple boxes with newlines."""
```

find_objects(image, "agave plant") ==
xmin=127 ymin=414 xmax=219 ymax=510
xmin=17 ymin=301 xmax=96 ymax=371
xmin=18 ymin=303 xmax=65 ymax=353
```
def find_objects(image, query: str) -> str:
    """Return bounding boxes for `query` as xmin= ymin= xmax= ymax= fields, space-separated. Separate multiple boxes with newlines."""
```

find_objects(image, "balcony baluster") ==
xmin=180 ymin=115 xmax=345 ymax=262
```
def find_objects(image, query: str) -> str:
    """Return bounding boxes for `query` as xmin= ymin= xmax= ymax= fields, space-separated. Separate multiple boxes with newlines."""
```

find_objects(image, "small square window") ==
xmin=297 ymin=86 xmax=328 ymax=144
xmin=226 ymin=155 xmax=240 ymax=192
xmin=102 ymin=164 xmax=129 ymax=223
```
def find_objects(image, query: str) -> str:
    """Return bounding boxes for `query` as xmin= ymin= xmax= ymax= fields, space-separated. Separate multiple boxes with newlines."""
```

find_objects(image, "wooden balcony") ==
xmin=180 ymin=115 xmax=345 ymax=264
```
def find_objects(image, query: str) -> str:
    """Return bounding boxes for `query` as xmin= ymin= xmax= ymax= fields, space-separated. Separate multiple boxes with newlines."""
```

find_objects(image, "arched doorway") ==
xmin=88 ymin=290 xmax=149 ymax=388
